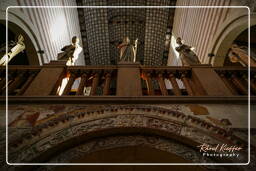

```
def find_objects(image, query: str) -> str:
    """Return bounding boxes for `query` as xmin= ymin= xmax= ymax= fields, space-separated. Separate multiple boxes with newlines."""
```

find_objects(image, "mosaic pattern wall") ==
xmin=76 ymin=0 xmax=91 ymax=65
xmin=82 ymin=0 xmax=111 ymax=65
xmin=77 ymin=0 xmax=174 ymax=65
xmin=144 ymin=0 xmax=170 ymax=66
xmin=107 ymin=0 xmax=146 ymax=64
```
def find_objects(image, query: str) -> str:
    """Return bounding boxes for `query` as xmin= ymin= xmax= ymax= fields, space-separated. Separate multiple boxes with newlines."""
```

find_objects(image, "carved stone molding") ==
xmin=35 ymin=135 xmax=225 ymax=171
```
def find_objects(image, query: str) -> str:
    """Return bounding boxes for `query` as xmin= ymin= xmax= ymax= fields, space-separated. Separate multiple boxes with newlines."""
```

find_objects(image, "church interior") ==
xmin=0 ymin=0 xmax=256 ymax=170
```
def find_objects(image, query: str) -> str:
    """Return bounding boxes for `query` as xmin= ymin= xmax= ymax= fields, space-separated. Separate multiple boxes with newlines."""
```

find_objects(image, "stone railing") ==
xmin=51 ymin=66 xmax=117 ymax=96
xmin=0 ymin=66 xmax=40 ymax=96
xmin=0 ymin=63 xmax=254 ymax=100
xmin=140 ymin=65 xmax=254 ymax=96
xmin=215 ymin=67 xmax=255 ymax=95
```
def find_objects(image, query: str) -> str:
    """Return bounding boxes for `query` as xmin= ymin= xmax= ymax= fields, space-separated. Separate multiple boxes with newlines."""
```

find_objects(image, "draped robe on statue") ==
xmin=117 ymin=40 xmax=135 ymax=62
xmin=175 ymin=44 xmax=201 ymax=66
xmin=175 ymin=37 xmax=200 ymax=66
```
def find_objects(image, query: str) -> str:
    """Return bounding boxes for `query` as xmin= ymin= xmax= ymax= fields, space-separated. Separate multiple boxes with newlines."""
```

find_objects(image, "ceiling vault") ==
xmin=76 ymin=0 xmax=177 ymax=65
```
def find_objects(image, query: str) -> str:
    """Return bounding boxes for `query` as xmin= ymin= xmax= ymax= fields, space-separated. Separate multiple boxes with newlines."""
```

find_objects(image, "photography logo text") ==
xmin=197 ymin=143 xmax=243 ymax=158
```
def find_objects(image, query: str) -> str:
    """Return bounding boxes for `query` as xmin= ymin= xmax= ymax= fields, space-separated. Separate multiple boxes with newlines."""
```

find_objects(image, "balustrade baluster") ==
xmin=250 ymin=74 xmax=256 ymax=94
xmin=231 ymin=74 xmax=248 ymax=95
xmin=76 ymin=73 xmax=88 ymax=95
xmin=168 ymin=73 xmax=181 ymax=96
xmin=157 ymin=73 xmax=168 ymax=96
xmin=103 ymin=73 xmax=111 ymax=95
xmin=62 ymin=72 xmax=76 ymax=95
xmin=0 ymin=77 xmax=6 ymax=94
xmin=219 ymin=73 xmax=238 ymax=95
xmin=145 ymin=72 xmax=154 ymax=95
xmin=17 ymin=72 xmax=37 ymax=95
xmin=90 ymin=72 xmax=100 ymax=96
xmin=241 ymin=74 xmax=255 ymax=94
xmin=7 ymin=71 xmax=26 ymax=95
xmin=181 ymin=73 xmax=194 ymax=96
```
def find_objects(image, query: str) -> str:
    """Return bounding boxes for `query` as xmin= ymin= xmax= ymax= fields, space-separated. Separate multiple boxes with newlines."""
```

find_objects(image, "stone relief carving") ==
xmin=6 ymin=104 xmax=251 ymax=166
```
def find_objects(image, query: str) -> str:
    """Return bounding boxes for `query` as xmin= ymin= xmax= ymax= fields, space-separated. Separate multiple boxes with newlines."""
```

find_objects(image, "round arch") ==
xmin=208 ymin=13 xmax=256 ymax=66
xmin=8 ymin=105 xmax=248 ymax=167
xmin=0 ymin=9 xmax=45 ymax=65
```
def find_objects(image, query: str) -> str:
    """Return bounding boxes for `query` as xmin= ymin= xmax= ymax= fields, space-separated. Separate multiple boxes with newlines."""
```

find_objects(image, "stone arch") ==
xmin=35 ymin=135 xmax=227 ymax=171
xmin=0 ymin=9 xmax=44 ymax=65
xmin=8 ymin=105 xmax=248 ymax=167
xmin=208 ymin=13 xmax=256 ymax=66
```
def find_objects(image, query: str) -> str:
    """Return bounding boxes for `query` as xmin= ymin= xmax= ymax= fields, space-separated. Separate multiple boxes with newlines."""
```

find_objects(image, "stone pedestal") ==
xmin=191 ymin=67 xmax=233 ymax=96
xmin=116 ymin=62 xmax=142 ymax=96
xmin=23 ymin=67 xmax=64 ymax=96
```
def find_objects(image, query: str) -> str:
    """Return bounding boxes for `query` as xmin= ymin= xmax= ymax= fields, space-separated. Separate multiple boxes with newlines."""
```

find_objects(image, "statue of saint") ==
xmin=57 ymin=36 xmax=82 ymax=66
xmin=0 ymin=35 xmax=25 ymax=66
xmin=175 ymin=37 xmax=201 ymax=66
xmin=228 ymin=44 xmax=256 ymax=67
xmin=117 ymin=37 xmax=138 ymax=63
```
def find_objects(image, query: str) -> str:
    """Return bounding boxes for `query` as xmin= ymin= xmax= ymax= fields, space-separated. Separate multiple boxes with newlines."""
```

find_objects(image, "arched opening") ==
xmin=24 ymin=133 xmax=239 ymax=171
xmin=0 ymin=20 xmax=40 ymax=65
xmin=0 ymin=23 xmax=29 ymax=65
xmin=223 ymin=25 xmax=256 ymax=67
xmin=54 ymin=146 xmax=208 ymax=171
xmin=209 ymin=14 xmax=256 ymax=66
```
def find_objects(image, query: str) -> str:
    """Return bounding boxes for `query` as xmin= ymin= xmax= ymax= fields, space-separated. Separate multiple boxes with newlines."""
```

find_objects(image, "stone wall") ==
xmin=168 ymin=0 xmax=251 ymax=66
xmin=0 ymin=0 xmax=84 ymax=65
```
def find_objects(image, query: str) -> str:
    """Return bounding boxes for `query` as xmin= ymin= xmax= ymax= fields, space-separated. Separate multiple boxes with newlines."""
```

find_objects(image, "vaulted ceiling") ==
xmin=76 ymin=0 xmax=176 ymax=65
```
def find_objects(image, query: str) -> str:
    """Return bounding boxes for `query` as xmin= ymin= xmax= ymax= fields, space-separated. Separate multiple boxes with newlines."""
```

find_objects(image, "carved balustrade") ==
xmin=0 ymin=65 xmax=255 ymax=98
xmin=141 ymin=67 xmax=195 ymax=96
xmin=215 ymin=68 xmax=254 ymax=95
xmin=0 ymin=66 xmax=40 ymax=96
xmin=51 ymin=66 xmax=117 ymax=96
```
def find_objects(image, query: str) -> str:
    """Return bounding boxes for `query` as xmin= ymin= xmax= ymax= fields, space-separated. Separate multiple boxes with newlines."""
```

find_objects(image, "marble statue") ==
xmin=0 ymin=35 xmax=25 ymax=66
xmin=57 ymin=36 xmax=82 ymax=66
xmin=175 ymin=37 xmax=201 ymax=66
xmin=117 ymin=37 xmax=138 ymax=63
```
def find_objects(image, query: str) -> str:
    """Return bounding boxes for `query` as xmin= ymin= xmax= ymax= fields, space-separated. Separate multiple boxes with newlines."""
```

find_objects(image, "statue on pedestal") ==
xmin=0 ymin=35 xmax=25 ymax=66
xmin=175 ymin=37 xmax=201 ymax=66
xmin=117 ymin=37 xmax=138 ymax=63
xmin=57 ymin=36 xmax=82 ymax=66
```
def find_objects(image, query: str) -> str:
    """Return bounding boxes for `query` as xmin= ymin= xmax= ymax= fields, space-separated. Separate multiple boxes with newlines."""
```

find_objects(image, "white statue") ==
xmin=175 ymin=37 xmax=201 ymax=66
xmin=0 ymin=35 xmax=25 ymax=66
xmin=57 ymin=36 xmax=82 ymax=66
